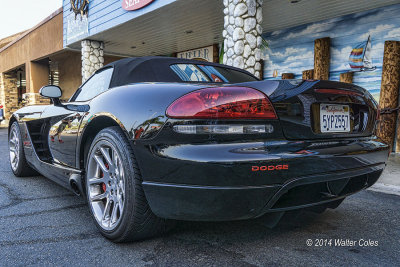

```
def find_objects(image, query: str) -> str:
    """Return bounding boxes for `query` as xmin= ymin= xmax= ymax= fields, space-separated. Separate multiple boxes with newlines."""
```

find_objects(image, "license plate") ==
xmin=320 ymin=104 xmax=350 ymax=133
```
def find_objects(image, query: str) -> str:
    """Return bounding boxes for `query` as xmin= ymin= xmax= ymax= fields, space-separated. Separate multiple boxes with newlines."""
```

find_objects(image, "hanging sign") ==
xmin=176 ymin=45 xmax=219 ymax=62
xmin=122 ymin=0 xmax=154 ymax=11
xmin=66 ymin=15 xmax=89 ymax=44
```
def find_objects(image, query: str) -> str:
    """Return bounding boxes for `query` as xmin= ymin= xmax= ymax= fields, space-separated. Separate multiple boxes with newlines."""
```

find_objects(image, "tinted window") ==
xmin=205 ymin=66 xmax=258 ymax=83
xmin=170 ymin=64 xmax=258 ymax=83
xmin=73 ymin=68 xmax=113 ymax=102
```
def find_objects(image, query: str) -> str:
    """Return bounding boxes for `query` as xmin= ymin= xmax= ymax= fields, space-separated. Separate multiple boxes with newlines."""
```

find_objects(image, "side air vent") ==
xmin=26 ymin=120 xmax=52 ymax=162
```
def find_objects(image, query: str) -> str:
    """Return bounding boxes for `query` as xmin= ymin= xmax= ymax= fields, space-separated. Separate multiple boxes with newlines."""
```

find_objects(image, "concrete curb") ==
xmin=0 ymin=120 xmax=8 ymax=128
xmin=368 ymin=183 xmax=400 ymax=196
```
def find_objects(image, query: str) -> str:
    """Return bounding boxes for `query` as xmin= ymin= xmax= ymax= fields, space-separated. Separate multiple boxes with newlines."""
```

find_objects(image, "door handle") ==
xmin=65 ymin=104 xmax=90 ymax=112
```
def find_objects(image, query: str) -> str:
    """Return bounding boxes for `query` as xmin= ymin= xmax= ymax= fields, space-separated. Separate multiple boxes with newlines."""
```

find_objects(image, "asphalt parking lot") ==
xmin=0 ymin=128 xmax=399 ymax=266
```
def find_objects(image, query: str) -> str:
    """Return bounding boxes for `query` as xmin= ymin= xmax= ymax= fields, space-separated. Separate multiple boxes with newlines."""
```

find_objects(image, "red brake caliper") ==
xmin=101 ymin=182 xmax=107 ymax=193
xmin=100 ymin=163 xmax=110 ymax=193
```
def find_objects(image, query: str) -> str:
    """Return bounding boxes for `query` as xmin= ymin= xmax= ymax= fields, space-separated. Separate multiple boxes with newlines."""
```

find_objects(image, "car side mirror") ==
xmin=39 ymin=85 xmax=62 ymax=106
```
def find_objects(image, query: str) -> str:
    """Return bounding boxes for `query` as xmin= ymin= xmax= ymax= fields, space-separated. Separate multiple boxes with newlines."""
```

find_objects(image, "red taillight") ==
xmin=166 ymin=87 xmax=277 ymax=119
xmin=314 ymin=88 xmax=362 ymax=96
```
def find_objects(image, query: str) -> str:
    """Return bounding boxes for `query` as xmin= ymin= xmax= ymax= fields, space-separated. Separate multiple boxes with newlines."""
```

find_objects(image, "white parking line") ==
xmin=368 ymin=183 xmax=400 ymax=196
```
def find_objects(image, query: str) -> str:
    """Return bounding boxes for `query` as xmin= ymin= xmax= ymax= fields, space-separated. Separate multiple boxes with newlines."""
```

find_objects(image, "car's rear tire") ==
xmin=9 ymin=122 xmax=38 ymax=177
xmin=85 ymin=126 xmax=171 ymax=242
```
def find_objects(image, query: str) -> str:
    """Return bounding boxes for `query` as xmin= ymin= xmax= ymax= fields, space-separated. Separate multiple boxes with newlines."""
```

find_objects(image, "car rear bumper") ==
xmin=137 ymin=137 xmax=389 ymax=221
xmin=142 ymin=163 xmax=384 ymax=220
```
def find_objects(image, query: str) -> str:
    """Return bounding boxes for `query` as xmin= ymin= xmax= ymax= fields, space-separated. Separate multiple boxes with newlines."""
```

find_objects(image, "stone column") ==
xmin=22 ymin=93 xmax=50 ymax=106
xmin=0 ymin=72 xmax=19 ymax=120
xmin=223 ymin=0 xmax=263 ymax=78
xmin=313 ymin=37 xmax=331 ymax=80
xmin=81 ymin=40 xmax=104 ymax=83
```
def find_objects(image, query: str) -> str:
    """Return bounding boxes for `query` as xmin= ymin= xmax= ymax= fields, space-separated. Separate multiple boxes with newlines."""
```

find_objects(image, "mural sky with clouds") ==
xmin=262 ymin=4 xmax=400 ymax=101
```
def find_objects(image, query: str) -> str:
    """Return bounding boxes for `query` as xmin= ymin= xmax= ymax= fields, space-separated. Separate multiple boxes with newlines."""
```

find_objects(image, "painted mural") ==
xmin=261 ymin=4 xmax=400 ymax=101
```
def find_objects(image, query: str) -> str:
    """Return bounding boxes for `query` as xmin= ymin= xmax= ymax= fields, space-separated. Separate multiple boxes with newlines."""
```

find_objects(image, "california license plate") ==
xmin=320 ymin=104 xmax=350 ymax=133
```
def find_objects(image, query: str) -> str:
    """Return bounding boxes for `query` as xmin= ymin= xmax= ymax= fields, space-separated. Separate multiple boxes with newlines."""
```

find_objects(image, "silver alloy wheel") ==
xmin=87 ymin=140 xmax=126 ymax=231
xmin=9 ymin=126 xmax=20 ymax=172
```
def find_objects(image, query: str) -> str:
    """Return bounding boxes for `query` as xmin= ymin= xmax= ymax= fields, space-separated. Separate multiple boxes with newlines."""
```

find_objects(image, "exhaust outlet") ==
xmin=69 ymin=174 xmax=84 ymax=196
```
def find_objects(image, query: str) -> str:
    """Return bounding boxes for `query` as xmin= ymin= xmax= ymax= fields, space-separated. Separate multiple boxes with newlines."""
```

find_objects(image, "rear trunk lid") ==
xmin=238 ymin=80 xmax=378 ymax=140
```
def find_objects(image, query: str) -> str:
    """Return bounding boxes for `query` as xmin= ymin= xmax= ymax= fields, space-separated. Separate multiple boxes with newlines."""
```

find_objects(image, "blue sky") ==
xmin=0 ymin=0 xmax=62 ymax=39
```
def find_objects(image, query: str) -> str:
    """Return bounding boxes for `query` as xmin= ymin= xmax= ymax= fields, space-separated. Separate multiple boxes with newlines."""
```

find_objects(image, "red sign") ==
xmin=122 ymin=0 xmax=154 ymax=11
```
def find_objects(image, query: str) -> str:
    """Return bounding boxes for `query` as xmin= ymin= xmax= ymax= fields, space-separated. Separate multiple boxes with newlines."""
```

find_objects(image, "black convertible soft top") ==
xmin=102 ymin=56 xmax=257 ymax=88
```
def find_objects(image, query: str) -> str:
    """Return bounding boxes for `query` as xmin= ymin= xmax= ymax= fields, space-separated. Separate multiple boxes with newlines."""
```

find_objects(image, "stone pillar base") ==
xmin=22 ymin=93 xmax=50 ymax=106
xmin=0 ymin=72 xmax=19 ymax=120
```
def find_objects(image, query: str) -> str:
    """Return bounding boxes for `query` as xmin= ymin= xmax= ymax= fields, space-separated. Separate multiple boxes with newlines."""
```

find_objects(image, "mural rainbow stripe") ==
xmin=349 ymin=42 xmax=366 ymax=69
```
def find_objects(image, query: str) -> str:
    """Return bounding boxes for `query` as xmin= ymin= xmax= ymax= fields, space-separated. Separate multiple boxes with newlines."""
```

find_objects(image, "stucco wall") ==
xmin=27 ymin=61 xmax=50 ymax=93
xmin=51 ymin=51 xmax=82 ymax=100
xmin=104 ymin=55 xmax=124 ymax=65
xmin=0 ymin=9 xmax=63 ymax=74
xmin=52 ymin=51 xmax=123 ymax=100
xmin=0 ymin=31 xmax=27 ymax=50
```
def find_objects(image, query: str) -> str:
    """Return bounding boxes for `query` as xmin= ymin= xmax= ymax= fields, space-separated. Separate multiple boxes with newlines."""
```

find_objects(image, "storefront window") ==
xmin=49 ymin=61 xmax=59 ymax=86
xmin=16 ymin=69 xmax=26 ymax=104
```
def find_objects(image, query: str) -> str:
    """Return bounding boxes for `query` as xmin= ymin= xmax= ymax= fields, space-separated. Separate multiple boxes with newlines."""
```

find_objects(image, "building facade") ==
xmin=1 ymin=0 xmax=400 ymax=151
xmin=0 ymin=8 xmax=122 ymax=123
xmin=61 ymin=0 xmax=400 ymax=152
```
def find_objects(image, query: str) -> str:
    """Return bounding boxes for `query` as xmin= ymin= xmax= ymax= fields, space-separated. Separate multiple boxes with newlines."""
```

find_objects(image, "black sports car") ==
xmin=8 ymin=57 xmax=389 ymax=242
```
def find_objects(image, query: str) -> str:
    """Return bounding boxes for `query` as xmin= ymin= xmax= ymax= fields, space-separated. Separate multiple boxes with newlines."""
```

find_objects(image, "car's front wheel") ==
xmin=9 ymin=122 xmax=38 ymax=177
xmin=85 ymin=126 xmax=170 ymax=242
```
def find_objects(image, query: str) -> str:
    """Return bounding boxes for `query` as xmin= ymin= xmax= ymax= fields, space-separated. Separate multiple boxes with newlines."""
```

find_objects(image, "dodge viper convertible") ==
xmin=8 ymin=57 xmax=389 ymax=242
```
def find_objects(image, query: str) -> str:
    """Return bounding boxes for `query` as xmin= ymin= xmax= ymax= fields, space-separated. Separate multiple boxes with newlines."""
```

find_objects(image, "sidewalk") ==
xmin=0 ymin=119 xmax=8 ymax=128
xmin=369 ymin=153 xmax=400 ymax=196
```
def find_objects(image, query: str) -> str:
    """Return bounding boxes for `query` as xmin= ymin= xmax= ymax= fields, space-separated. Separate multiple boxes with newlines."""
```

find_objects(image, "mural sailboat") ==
xmin=348 ymin=36 xmax=376 ymax=71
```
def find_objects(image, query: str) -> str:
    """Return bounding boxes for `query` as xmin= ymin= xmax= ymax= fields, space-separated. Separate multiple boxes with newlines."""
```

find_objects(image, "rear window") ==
xmin=170 ymin=64 xmax=210 ymax=82
xmin=170 ymin=64 xmax=258 ymax=83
